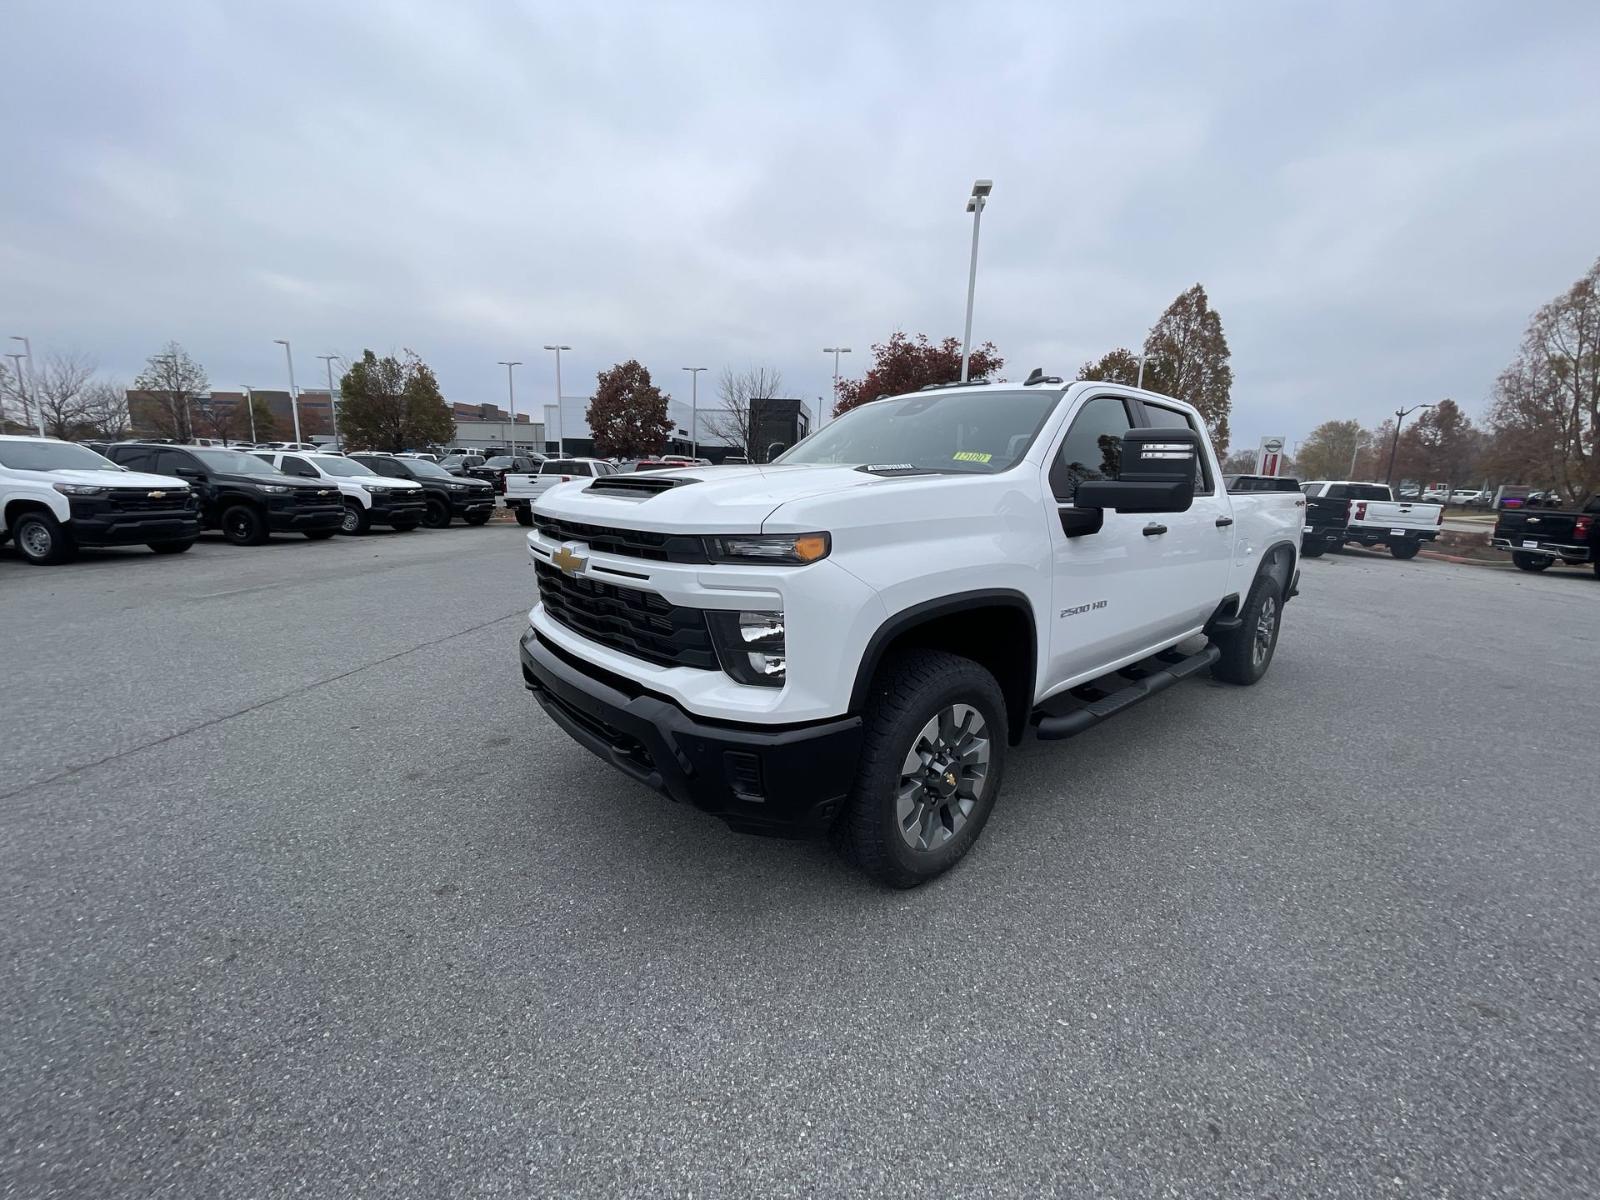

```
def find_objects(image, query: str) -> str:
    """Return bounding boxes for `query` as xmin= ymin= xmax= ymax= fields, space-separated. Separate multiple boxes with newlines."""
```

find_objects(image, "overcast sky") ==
xmin=4 ymin=0 xmax=1598 ymax=448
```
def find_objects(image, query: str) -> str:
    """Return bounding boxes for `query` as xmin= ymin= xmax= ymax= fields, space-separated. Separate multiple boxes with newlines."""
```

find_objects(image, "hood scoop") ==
xmin=587 ymin=474 xmax=701 ymax=497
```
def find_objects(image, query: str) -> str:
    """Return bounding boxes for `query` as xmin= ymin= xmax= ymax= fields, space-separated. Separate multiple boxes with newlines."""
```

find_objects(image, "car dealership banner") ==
xmin=1256 ymin=436 xmax=1287 ymax=476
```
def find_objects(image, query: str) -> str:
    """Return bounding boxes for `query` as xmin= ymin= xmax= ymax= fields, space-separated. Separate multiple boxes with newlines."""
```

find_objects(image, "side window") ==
xmin=1326 ymin=484 xmax=1349 ymax=500
xmin=574 ymin=463 xmax=594 ymax=477
xmin=155 ymin=449 xmax=197 ymax=475
xmin=282 ymin=456 xmax=317 ymax=478
xmin=116 ymin=447 xmax=159 ymax=472
xmin=1301 ymin=483 xmax=1324 ymax=498
xmin=1049 ymin=396 xmax=1133 ymax=501
xmin=1140 ymin=403 xmax=1215 ymax=492
xmin=543 ymin=460 xmax=576 ymax=474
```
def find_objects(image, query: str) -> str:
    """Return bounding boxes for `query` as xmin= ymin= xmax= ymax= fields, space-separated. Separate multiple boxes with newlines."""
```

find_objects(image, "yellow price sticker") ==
xmin=952 ymin=451 xmax=992 ymax=464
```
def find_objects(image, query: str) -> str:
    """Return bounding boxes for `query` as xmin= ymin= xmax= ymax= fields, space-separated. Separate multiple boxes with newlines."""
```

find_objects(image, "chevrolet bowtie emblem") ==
xmin=552 ymin=545 xmax=587 ymax=576
xmin=147 ymin=490 xmax=166 ymax=499
xmin=944 ymin=771 xmax=958 ymax=788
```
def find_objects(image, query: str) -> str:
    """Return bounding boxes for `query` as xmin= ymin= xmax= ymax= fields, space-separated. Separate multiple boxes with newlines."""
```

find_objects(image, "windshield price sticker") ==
xmin=952 ymin=451 xmax=992 ymax=464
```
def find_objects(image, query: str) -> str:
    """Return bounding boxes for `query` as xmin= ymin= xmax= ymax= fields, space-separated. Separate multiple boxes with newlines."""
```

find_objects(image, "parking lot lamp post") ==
xmin=542 ymin=345 xmax=570 ymax=454
xmin=317 ymin=355 xmax=341 ymax=449
xmin=1137 ymin=353 xmax=1147 ymax=389
xmin=821 ymin=347 xmax=850 ymax=426
xmin=681 ymin=366 xmax=706 ymax=456
xmin=5 ymin=352 xmax=29 ymax=433
xmin=273 ymin=339 xmax=302 ymax=442
xmin=960 ymin=179 xmax=992 ymax=382
xmin=241 ymin=385 xmax=257 ymax=442
xmin=1385 ymin=403 xmax=1433 ymax=486
xmin=9 ymin=335 xmax=43 ymax=435
xmin=497 ymin=361 xmax=522 ymax=453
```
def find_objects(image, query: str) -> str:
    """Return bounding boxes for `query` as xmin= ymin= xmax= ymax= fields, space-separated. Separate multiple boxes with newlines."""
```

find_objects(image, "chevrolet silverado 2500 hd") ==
xmin=518 ymin=381 xmax=1304 ymax=886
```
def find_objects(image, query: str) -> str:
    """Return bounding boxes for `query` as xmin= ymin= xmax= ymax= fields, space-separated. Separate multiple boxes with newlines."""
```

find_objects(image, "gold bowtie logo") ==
xmin=147 ymin=490 xmax=166 ymax=499
xmin=552 ymin=545 xmax=587 ymax=576
xmin=944 ymin=771 xmax=958 ymax=788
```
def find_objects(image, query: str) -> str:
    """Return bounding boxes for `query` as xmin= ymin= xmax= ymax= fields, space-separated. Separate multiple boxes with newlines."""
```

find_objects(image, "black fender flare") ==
xmin=1256 ymin=539 xmax=1300 ymax=602
xmin=849 ymin=588 xmax=1037 ymax=743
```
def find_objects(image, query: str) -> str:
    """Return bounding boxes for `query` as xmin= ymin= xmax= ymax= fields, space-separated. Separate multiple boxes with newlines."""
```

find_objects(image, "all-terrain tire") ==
xmin=1390 ymin=541 xmax=1421 ymax=560
xmin=1512 ymin=552 xmax=1551 ymax=572
xmin=1212 ymin=572 xmax=1283 ymax=686
xmin=835 ymin=649 xmax=1008 ymax=889
xmin=1299 ymin=541 xmax=1325 ymax=559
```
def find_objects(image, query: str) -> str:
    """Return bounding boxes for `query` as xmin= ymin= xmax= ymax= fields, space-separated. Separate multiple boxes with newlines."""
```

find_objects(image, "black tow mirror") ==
xmin=1075 ymin=426 xmax=1201 ymax=515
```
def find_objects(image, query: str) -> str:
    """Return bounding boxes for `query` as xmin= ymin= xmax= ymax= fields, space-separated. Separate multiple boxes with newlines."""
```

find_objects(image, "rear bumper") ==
xmin=1491 ymin=537 xmax=1591 ymax=562
xmin=518 ymin=627 xmax=861 ymax=838
xmin=1345 ymin=527 xmax=1438 ymax=543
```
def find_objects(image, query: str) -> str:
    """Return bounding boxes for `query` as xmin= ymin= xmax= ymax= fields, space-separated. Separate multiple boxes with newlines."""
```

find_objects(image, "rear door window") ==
xmin=1138 ymin=402 xmax=1215 ymax=492
xmin=114 ymin=446 xmax=160 ymax=472
xmin=155 ymin=449 xmax=198 ymax=475
xmin=281 ymin=456 xmax=317 ymax=478
xmin=542 ymin=460 xmax=577 ymax=474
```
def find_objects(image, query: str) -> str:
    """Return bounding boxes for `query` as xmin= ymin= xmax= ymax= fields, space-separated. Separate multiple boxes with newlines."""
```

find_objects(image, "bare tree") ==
xmin=131 ymin=341 xmax=209 ymax=441
xmin=81 ymin=380 xmax=131 ymax=439
xmin=30 ymin=352 xmax=97 ymax=439
xmin=0 ymin=359 xmax=18 ymax=431
xmin=702 ymin=366 xmax=784 ymax=460
xmin=191 ymin=392 xmax=253 ymax=444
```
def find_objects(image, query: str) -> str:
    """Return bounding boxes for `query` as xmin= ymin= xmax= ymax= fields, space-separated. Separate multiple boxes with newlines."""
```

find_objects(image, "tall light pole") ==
xmin=822 ymin=347 xmax=851 ymax=426
xmin=960 ymin=179 xmax=993 ymax=382
xmin=542 ymin=344 xmax=570 ymax=453
xmin=241 ymin=385 xmax=257 ymax=443
xmin=5 ymin=352 xmax=30 ymax=434
xmin=681 ymin=366 xmax=706 ymax=456
xmin=1137 ymin=353 xmax=1148 ymax=389
xmin=1385 ymin=403 xmax=1434 ymax=486
xmin=9 ymin=335 xmax=42 ymax=435
xmin=316 ymin=354 xmax=341 ymax=449
xmin=273 ymin=339 xmax=302 ymax=442
xmin=498 ymin=360 xmax=522 ymax=453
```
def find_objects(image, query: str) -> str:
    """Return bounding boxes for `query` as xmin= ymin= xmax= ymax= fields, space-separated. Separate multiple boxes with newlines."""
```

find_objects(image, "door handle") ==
xmin=1142 ymin=523 xmax=1167 ymax=537
xmin=1215 ymin=516 xmax=1234 ymax=527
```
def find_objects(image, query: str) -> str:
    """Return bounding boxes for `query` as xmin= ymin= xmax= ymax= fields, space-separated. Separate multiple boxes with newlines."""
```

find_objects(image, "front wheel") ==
xmin=835 ymin=649 xmax=1007 ymax=889
xmin=1390 ymin=540 xmax=1421 ymax=560
xmin=340 ymin=500 xmax=371 ymax=535
xmin=422 ymin=499 xmax=452 ymax=529
xmin=390 ymin=519 xmax=419 ymax=532
xmin=148 ymin=539 xmax=195 ymax=555
xmin=467 ymin=511 xmax=495 ymax=527
xmin=221 ymin=504 xmax=268 ymax=546
xmin=1512 ymin=552 xmax=1551 ymax=572
xmin=1212 ymin=573 xmax=1282 ymax=686
xmin=12 ymin=511 xmax=77 ymax=564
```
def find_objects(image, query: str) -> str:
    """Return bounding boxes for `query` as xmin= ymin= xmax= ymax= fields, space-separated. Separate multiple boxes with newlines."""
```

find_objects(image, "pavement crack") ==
xmin=1 ymin=608 xmax=528 ymax=804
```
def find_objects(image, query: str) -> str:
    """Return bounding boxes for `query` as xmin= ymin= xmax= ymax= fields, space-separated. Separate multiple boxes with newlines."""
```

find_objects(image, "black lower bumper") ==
xmin=370 ymin=497 xmax=427 ymax=525
xmin=265 ymin=505 xmax=344 ymax=533
xmin=451 ymin=496 xmax=495 ymax=517
xmin=519 ymin=628 xmax=861 ymax=838
xmin=68 ymin=512 xmax=200 ymax=545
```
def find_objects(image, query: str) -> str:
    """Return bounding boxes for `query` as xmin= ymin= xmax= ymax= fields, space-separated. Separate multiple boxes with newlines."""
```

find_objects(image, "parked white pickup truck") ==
xmin=503 ymin=458 xmax=617 ymax=525
xmin=1298 ymin=480 xmax=1443 ymax=559
xmin=517 ymin=380 xmax=1304 ymax=885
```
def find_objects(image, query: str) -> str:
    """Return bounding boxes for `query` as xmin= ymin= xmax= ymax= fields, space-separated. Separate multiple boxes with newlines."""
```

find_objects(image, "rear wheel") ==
xmin=1212 ymin=573 xmax=1282 ymax=686
xmin=513 ymin=507 xmax=533 ymax=527
xmin=422 ymin=498 xmax=452 ymax=529
xmin=221 ymin=504 xmax=268 ymax=546
xmin=1512 ymin=552 xmax=1552 ymax=572
xmin=340 ymin=500 xmax=371 ymax=535
xmin=471 ymin=510 xmax=498 ymax=527
xmin=836 ymin=649 xmax=1007 ymax=889
xmin=148 ymin=539 xmax=195 ymax=555
xmin=1390 ymin=540 xmax=1421 ymax=560
xmin=1299 ymin=541 xmax=1325 ymax=559
xmin=12 ymin=511 xmax=77 ymax=564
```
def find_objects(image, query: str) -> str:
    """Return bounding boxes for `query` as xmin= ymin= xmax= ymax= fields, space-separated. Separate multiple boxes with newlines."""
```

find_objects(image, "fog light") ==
xmin=707 ymin=609 xmax=786 ymax=687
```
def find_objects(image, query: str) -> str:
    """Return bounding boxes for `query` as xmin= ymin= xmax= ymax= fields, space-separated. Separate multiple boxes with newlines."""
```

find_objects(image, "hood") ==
xmin=359 ymin=477 xmax=423 ymax=491
xmin=532 ymin=463 xmax=939 ymax=533
xmin=19 ymin=468 xmax=191 ymax=491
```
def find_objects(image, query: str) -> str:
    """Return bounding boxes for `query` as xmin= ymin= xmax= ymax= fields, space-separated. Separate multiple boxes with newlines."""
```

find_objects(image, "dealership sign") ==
xmin=1256 ymin=436 xmax=1286 ymax=476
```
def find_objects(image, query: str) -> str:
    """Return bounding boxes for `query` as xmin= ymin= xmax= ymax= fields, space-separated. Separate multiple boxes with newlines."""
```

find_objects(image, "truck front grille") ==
xmin=533 ymin=515 xmax=710 ymax=564
xmin=106 ymin=488 xmax=195 ymax=512
xmin=535 ymin=560 xmax=718 ymax=669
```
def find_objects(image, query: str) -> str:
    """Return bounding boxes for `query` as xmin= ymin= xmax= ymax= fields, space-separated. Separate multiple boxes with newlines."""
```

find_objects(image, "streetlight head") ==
xmin=971 ymin=179 xmax=993 ymax=198
xmin=273 ymin=339 xmax=289 ymax=347
xmin=543 ymin=344 xmax=571 ymax=352
xmin=965 ymin=199 xmax=977 ymax=213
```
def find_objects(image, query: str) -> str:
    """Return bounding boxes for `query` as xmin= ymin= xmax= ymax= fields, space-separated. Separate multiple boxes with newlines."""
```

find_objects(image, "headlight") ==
xmin=705 ymin=533 xmax=830 ymax=564
xmin=52 ymin=483 xmax=108 ymax=496
xmin=706 ymin=610 xmax=786 ymax=687
xmin=447 ymin=482 xmax=467 ymax=491
xmin=360 ymin=483 xmax=390 ymax=494
xmin=259 ymin=484 xmax=290 ymax=494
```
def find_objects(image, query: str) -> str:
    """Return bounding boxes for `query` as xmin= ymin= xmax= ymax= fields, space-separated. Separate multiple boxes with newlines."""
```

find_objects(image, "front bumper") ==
xmin=1491 ymin=537 xmax=1591 ymax=562
xmin=519 ymin=627 xmax=861 ymax=838
xmin=65 ymin=501 xmax=200 ymax=545
xmin=265 ymin=503 xmax=344 ymax=532
xmin=450 ymin=491 xmax=496 ymax=516
xmin=368 ymin=493 xmax=427 ymax=524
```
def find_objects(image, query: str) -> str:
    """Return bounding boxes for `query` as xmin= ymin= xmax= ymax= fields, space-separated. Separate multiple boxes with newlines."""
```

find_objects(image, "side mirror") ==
xmin=1074 ymin=427 xmax=1201 ymax=515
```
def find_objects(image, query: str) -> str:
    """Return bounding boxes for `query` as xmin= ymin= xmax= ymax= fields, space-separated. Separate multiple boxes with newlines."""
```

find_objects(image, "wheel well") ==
xmin=1258 ymin=541 xmax=1297 ymax=600
xmin=4 ymin=498 xmax=58 ymax=534
xmin=852 ymin=594 xmax=1036 ymax=745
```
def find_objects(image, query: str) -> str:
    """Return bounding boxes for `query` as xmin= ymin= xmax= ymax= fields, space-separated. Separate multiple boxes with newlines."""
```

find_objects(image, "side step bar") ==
xmin=1034 ymin=644 xmax=1221 ymax=741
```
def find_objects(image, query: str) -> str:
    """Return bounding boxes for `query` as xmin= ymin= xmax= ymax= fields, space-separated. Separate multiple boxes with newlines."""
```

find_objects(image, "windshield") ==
xmin=313 ymin=456 xmax=378 ymax=478
xmin=775 ymin=388 xmax=1059 ymax=474
xmin=481 ymin=457 xmax=514 ymax=468
xmin=192 ymin=448 xmax=283 ymax=476
xmin=406 ymin=459 xmax=455 ymax=480
xmin=0 ymin=440 xmax=126 ymax=473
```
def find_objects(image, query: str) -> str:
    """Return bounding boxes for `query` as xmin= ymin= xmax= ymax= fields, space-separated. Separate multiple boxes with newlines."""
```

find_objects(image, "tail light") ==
xmin=1437 ymin=506 xmax=1445 ymax=525
xmin=1576 ymin=515 xmax=1592 ymax=540
xmin=561 ymin=475 xmax=572 ymax=482
xmin=1354 ymin=501 xmax=1367 ymax=521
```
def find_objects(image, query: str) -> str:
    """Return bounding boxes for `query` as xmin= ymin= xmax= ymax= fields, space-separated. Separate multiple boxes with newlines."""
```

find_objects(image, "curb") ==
xmin=1418 ymin=549 xmax=1507 ymax=567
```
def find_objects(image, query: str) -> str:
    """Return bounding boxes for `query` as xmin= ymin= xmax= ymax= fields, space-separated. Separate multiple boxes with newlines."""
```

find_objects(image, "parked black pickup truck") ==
xmin=1298 ymin=488 xmax=1352 ymax=557
xmin=1492 ymin=496 xmax=1599 ymax=576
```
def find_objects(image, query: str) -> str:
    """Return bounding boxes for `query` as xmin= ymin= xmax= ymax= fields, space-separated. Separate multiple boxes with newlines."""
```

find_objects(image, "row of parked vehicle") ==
xmin=0 ymin=435 xmax=499 ymax=565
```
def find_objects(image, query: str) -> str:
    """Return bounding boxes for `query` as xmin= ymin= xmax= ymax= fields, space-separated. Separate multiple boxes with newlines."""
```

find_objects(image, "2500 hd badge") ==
xmin=518 ymin=380 xmax=1303 ymax=886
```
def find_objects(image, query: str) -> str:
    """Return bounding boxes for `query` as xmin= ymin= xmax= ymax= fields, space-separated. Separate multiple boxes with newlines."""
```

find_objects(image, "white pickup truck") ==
xmin=503 ymin=458 xmax=618 ymax=526
xmin=518 ymin=380 xmax=1304 ymax=886
xmin=1298 ymin=480 xmax=1443 ymax=559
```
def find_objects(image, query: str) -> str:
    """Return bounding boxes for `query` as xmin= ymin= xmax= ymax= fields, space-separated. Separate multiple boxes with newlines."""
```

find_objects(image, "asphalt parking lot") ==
xmin=4 ymin=529 xmax=1597 ymax=1198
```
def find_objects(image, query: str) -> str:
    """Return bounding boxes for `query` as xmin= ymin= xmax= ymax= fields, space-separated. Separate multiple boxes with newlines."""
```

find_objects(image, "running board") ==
xmin=1033 ymin=644 xmax=1221 ymax=740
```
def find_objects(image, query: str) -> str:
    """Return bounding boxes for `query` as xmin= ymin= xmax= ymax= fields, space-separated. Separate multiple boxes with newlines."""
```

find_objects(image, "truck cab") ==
xmin=516 ymin=380 xmax=1303 ymax=886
